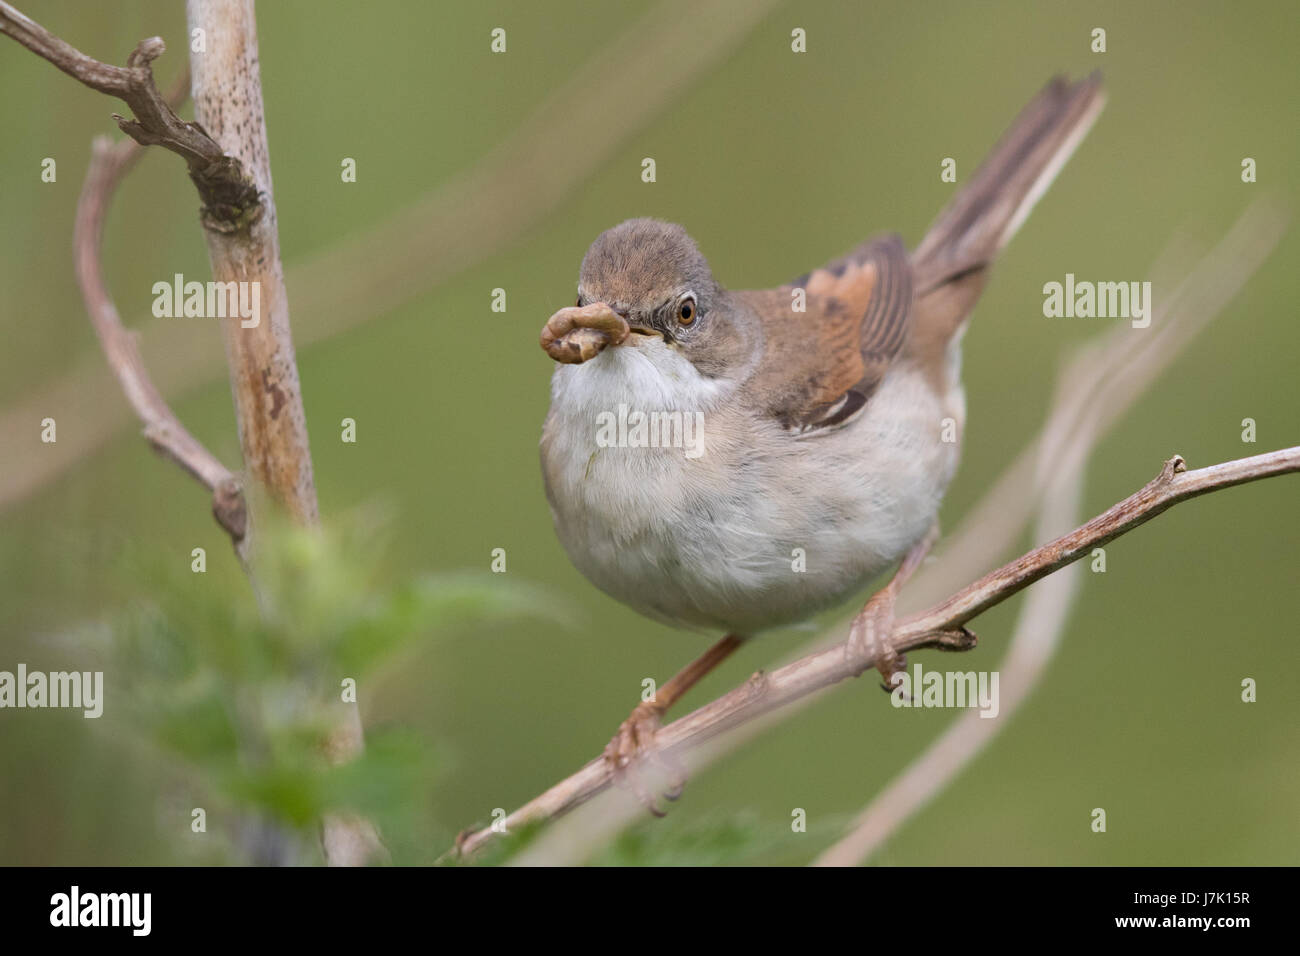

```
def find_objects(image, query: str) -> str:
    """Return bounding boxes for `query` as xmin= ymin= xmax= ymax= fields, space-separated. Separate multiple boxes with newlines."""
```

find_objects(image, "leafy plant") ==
xmin=96 ymin=510 xmax=558 ymax=863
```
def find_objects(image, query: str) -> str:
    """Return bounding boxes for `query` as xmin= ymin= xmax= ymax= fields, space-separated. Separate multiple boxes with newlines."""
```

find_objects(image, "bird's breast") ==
xmin=540 ymin=355 xmax=963 ymax=633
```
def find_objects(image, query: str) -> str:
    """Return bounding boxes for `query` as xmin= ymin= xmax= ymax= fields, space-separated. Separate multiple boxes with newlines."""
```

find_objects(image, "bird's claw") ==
xmin=604 ymin=700 xmax=687 ymax=815
xmin=848 ymin=586 xmax=909 ymax=698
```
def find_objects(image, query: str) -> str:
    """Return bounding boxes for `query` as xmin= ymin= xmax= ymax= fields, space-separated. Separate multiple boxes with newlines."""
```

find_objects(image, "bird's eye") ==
xmin=677 ymin=295 xmax=696 ymax=326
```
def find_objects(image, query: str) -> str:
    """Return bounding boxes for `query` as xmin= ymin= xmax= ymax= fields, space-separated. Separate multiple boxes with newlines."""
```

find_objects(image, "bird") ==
xmin=538 ymin=74 xmax=1105 ymax=792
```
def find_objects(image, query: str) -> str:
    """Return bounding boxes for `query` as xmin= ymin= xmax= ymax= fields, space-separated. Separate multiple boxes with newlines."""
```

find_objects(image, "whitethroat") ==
xmin=539 ymin=74 xmax=1105 ymax=798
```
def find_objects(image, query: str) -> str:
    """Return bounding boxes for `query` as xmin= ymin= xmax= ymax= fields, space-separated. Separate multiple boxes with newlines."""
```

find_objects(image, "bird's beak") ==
xmin=625 ymin=322 xmax=663 ymax=339
xmin=540 ymin=301 xmax=630 ymax=364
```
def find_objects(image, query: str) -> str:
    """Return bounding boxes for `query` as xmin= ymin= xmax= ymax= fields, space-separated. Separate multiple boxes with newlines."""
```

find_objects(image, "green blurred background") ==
xmin=1 ymin=0 xmax=1296 ymax=865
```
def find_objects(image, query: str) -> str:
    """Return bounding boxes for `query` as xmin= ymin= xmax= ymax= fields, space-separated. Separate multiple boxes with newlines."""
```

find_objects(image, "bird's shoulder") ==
xmin=736 ymin=233 xmax=915 ymax=436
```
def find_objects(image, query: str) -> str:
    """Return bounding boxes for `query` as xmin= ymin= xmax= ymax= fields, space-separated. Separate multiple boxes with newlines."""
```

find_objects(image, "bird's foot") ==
xmin=604 ymin=700 xmax=686 ymax=816
xmin=848 ymin=586 xmax=908 ymax=696
xmin=848 ymin=527 xmax=938 ymax=697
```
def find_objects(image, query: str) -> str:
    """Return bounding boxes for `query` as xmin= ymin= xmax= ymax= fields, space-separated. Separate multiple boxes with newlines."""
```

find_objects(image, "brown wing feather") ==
xmin=741 ymin=75 xmax=1102 ymax=435
xmin=743 ymin=234 xmax=914 ymax=434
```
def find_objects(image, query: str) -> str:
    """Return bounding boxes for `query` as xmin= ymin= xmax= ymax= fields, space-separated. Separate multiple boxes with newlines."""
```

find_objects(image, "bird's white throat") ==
xmin=550 ymin=339 xmax=732 ymax=418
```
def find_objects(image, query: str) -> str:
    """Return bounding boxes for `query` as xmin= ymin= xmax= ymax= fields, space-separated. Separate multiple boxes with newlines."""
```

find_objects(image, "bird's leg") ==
xmin=848 ymin=523 xmax=939 ymax=693
xmin=605 ymin=633 xmax=746 ymax=813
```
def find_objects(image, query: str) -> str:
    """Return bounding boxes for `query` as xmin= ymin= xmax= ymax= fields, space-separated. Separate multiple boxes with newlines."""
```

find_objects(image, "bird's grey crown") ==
xmin=578 ymin=218 xmax=717 ymax=314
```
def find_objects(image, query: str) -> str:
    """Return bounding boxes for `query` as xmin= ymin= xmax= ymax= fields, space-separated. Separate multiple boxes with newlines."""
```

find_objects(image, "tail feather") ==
xmin=913 ymin=73 xmax=1105 ymax=293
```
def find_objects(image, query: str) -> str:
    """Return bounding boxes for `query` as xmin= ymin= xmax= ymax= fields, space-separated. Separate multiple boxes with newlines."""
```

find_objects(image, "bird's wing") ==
xmin=744 ymin=233 xmax=914 ymax=435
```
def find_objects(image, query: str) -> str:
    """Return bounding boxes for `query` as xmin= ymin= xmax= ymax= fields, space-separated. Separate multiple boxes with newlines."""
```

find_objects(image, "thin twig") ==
xmin=815 ymin=334 xmax=1109 ymax=865
xmin=0 ymin=0 xmax=260 ymax=231
xmin=814 ymin=408 xmax=1096 ymax=866
xmin=7 ymin=0 xmax=372 ymax=864
xmin=1 ymin=0 xmax=263 ymax=542
xmin=455 ymin=446 xmax=1300 ymax=858
xmin=71 ymin=69 xmax=248 ymax=552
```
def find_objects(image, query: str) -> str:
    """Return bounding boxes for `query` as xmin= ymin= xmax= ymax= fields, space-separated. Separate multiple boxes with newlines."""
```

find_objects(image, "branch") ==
xmin=4 ymin=0 xmax=317 ymax=595
xmin=185 ymin=0 xmax=318 ymax=528
xmin=72 ymin=72 xmax=248 ymax=552
xmin=7 ymin=0 xmax=370 ymax=864
xmin=814 ymin=398 xmax=1097 ymax=866
xmin=455 ymin=446 xmax=1300 ymax=857
xmin=0 ymin=1 xmax=260 ymax=231
xmin=3 ymin=0 xmax=255 ymax=547
xmin=184 ymin=0 xmax=372 ymax=864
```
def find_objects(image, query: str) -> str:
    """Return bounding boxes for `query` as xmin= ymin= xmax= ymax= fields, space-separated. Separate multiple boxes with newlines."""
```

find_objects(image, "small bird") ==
xmin=539 ymin=75 xmax=1105 ymax=785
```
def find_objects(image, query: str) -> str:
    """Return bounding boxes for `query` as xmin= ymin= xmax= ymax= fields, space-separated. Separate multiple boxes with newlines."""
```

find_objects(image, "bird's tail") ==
xmin=912 ymin=73 xmax=1105 ymax=297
